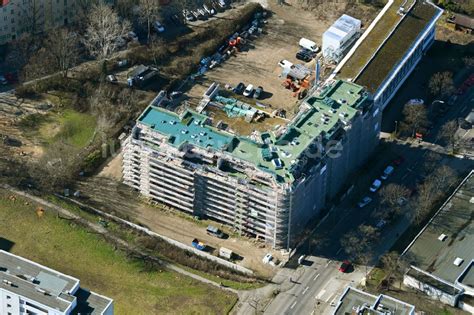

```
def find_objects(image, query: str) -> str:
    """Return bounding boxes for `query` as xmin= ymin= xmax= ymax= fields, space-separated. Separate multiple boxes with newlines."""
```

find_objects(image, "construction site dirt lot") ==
xmin=76 ymin=153 xmax=283 ymax=278
xmin=74 ymin=2 xmax=381 ymax=277
xmin=185 ymin=1 xmax=379 ymax=123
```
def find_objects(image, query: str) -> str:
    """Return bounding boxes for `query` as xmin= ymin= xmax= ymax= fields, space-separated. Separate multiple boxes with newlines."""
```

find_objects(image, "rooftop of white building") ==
xmin=0 ymin=250 xmax=113 ymax=314
xmin=333 ymin=287 xmax=415 ymax=315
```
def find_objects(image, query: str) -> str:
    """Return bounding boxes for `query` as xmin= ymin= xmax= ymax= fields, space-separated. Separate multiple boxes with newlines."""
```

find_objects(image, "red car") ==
xmin=339 ymin=260 xmax=352 ymax=273
xmin=393 ymin=156 xmax=404 ymax=166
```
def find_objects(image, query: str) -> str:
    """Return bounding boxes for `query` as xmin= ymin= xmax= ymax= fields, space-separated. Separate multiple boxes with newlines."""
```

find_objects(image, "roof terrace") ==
xmin=137 ymin=80 xmax=369 ymax=183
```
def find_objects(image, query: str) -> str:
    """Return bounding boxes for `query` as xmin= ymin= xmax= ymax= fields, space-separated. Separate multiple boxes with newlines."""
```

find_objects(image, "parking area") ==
xmin=184 ymin=3 xmax=337 ymax=120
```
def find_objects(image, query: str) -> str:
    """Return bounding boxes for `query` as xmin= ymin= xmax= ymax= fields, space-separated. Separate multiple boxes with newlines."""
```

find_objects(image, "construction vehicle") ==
xmin=191 ymin=238 xmax=206 ymax=251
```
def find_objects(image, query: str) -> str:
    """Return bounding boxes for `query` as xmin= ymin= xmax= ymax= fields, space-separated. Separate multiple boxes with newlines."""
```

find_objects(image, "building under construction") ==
xmin=122 ymin=80 xmax=381 ymax=249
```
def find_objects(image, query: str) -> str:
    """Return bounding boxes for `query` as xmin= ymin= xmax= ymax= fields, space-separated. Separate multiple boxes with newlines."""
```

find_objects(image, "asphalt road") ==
xmin=263 ymin=83 xmax=474 ymax=314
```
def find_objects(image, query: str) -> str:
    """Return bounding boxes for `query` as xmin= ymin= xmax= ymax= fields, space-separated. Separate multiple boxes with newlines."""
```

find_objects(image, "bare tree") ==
xmin=83 ymin=3 xmax=132 ymax=60
xmin=422 ymin=151 xmax=442 ymax=175
xmin=137 ymin=0 xmax=161 ymax=42
xmin=438 ymin=120 xmax=459 ymax=153
xmin=149 ymin=37 xmax=166 ymax=66
xmin=412 ymin=166 xmax=457 ymax=224
xmin=116 ymin=0 xmax=138 ymax=20
xmin=430 ymin=165 xmax=457 ymax=194
xmin=401 ymin=104 xmax=429 ymax=137
xmin=464 ymin=57 xmax=474 ymax=69
xmin=6 ymin=34 xmax=38 ymax=81
xmin=379 ymin=184 xmax=410 ymax=218
xmin=174 ymin=0 xmax=198 ymax=24
xmin=21 ymin=0 xmax=44 ymax=35
xmin=429 ymin=71 xmax=455 ymax=99
xmin=380 ymin=251 xmax=409 ymax=290
xmin=43 ymin=29 xmax=80 ymax=78
xmin=342 ymin=224 xmax=379 ymax=274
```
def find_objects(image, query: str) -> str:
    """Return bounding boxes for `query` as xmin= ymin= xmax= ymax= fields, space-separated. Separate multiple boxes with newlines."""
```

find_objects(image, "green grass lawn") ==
xmin=20 ymin=109 xmax=96 ymax=149
xmin=53 ymin=110 xmax=96 ymax=148
xmin=0 ymin=190 xmax=237 ymax=315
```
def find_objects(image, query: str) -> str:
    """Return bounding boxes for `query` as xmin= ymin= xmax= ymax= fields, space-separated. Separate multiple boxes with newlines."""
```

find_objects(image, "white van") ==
xmin=299 ymin=38 xmax=319 ymax=53
xmin=243 ymin=84 xmax=254 ymax=97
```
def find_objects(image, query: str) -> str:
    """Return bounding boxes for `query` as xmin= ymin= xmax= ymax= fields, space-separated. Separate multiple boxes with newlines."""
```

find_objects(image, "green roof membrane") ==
xmin=138 ymin=107 xmax=234 ymax=150
xmin=138 ymin=80 xmax=369 ymax=183
xmin=355 ymin=1 xmax=440 ymax=93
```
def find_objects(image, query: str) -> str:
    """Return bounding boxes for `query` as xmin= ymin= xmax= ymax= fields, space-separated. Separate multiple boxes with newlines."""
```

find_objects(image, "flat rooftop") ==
xmin=0 ymin=250 xmax=113 ymax=314
xmin=403 ymin=170 xmax=474 ymax=286
xmin=0 ymin=250 xmax=79 ymax=312
xmin=137 ymin=80 xmax=369 ymax=183
xmin=458 ymin=260 xmax=474 ymax=289
xmin=338 ymin=0 xmax=441 ymax=94
xmin=333 ymin=287 xmax=415 ymax=315
xmin=338 ymin=0 xmax=408 ymax=80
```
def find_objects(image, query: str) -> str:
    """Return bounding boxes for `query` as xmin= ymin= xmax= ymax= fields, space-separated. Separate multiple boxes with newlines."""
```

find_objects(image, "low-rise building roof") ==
xmin=448 ymin=13 xmax=474 ymax=30
xmin=337 ymin=0 xmax=442 ymax=94
xmin=403 ymin=170 xmax=474 ymax=291
xmin=333 ymin=287 xmax=415 ymax=315
xmin=0 ymin=250 xmax=113 ymax=314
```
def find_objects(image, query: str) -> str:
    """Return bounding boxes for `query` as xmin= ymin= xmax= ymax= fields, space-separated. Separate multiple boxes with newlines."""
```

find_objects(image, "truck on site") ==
xmin=207 ymin=225 xmax=225 ymax=238
xmin=191 ymin=238 xmax=206 ymax=250
xmin=219 ymin=247 xmax=233 ymax=260
xmin=299 ymin=38 xmax=319 ymax=53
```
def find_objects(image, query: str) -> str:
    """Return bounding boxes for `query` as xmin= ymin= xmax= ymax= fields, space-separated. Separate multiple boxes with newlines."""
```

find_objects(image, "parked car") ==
xmin=408 ymin=98 xmax=424 ymax=105
xmin=253 ymin=86 xmax=263 ymax=99
xmin=357 ymin=196 xmax=373 ymax=208
xmin=216 ymin=0 xmax=228 ymax=9
xmin=243 ymin=84 xmax=254 ymax=97
xmin=126 ymin=31 xmax=139 ymax=42
xmin=296 ymin=49 xmax=313 ymax=62
xmin=393 ymin=156 xmax=404 ymax=166
xmin=170 ymin=14 xmax=182 ymax=25
xmin=459 ymin=118 xmax=472 ymax=130
xmin=339 ymin=260 xmax=351 ymax=273
xmin=370 ymin=179 xmax=382 ymax=192
xmin=262 ymin=253 xmax=273 ymax=264
xmin=197 ymin=8 xmax=208 ymax=20
xmin=203 ymin=4 xmax=215 ymax=15
xmin=278 ymin=59 xmax=293 ymax=69
xmin=299 ymin=37 xmax=320 ymax=53
xmin=397 ymin=197 xmax=408 ymax=206
xmin=376 ymin=219 xmax=386 ymax=229
xmin=206 ymin=225 xmax=225 ymax=238
xmin=233 ymin=82 xmax=245 ymax=94
xmin=106 ymin=74 xmax=117 ymax=83
xmin=381 ymin=165 xmax=394 ymax=180
xmin=183 ymin=10 xmax=196 ymax=22
xmin=3 ymin=72 xmax=18 ymax=84
xmin=0 ymin=75 xmax=8 ymax=85
xmin=154 ymin=21 xmax=165 ymax=32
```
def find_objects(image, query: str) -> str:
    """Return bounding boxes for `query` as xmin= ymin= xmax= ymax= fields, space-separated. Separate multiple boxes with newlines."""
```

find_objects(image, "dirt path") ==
xmin=77 ymin=153 xmax=282 ymax=278
xmin=1 ymin=184 xmax=239 ymax=295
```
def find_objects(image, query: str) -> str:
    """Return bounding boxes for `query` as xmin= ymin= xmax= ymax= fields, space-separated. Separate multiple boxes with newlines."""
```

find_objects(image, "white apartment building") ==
xmin=123 ymin=80 xmax=381 ymax=249
xmin=0 ymin=0 xmax=77 ymax=44
xmin=0 ymin=250 xmax=113 ymax=315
